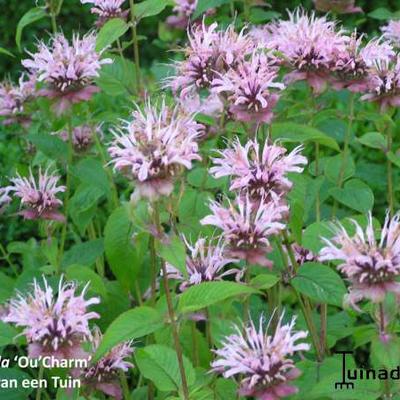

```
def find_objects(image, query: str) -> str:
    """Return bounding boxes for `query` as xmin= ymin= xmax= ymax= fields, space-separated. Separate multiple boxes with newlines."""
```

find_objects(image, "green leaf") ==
xmin=291 ymin=262 xmax=346 ymax=307
xmin=368 ymin=7 xmax=393 ymax=20
xmin=65 ymin=264 xmax=107 ymax=298
xmin=271 ymin=122 xmax=340 ymax=151
xmin=16 ymin=7 xmax=47 ymax=51
xmin=329 ymin=179 xmax=374 ymax=213
xmin=104 ymin=206 xmax=140 ymax=291
xmin=387 ymin=151 xmax=400 ymax=168
xmin=371 ymin=335 xmax=400 ymax=369
xmin=357 ymin=132 xmax=386 ymax=150
xmin=0 ymin=321 xmax=18 ymax=347
xmin=0 ymin=47 xmax=15 ymax=57
xmin=0 ymin=272 xmax=15 ymax=303
xmin=62 ymin=239 xmax=104 ymax=268
xmin=193 ymin=0 xmax=230 ymax=19
xmin=0 ymin=368 xmax=34 ymax=400
xmin=71 ymin=158 xmax=110 ymax=196
xmin=250 ymin=274 xmax=280 ymax=290
xmin=135 ymin=344 xmax=196 ymax=391
xmin=28 ymin=132 xmax=68 ymax=161
xmin=96 ymin=18 xmax=129 ymax=51
xmin=178 ymin=281 xmax=258 ymax=314
xmin=96 ymin=55 xmax=136 ymax=96
xmin=135 ymin=0 xmax=169 ymax=19
xmin=324 ymin=154 xmax=355 ymax=183
xmin=156 ymin=236 xmax=187 ymax=278
xmin=93 ymin=306 xmax=164 ymax=362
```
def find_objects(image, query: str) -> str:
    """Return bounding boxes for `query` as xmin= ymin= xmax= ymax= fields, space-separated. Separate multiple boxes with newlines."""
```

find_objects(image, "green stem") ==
xmin=93 ymin=130 xmax=119 ymax=208
xmin=119 ymin=371 xmax=130 ymax=400
xmin=320 ymin=303 xmax=328 ymax=357
xmin=295 ymin=291 xmax=323 ymax=362
xmin=332 ymin=93 xmax=355 ymax=217
xmin=35 ymin=364 xmax=44 ymax=400
xmin=161 ymin=260 xmax=190 ymax=400
xmin=243 ymin=264 xmax=250 ymax=324
xmin=128 ymin=0 xmax=142 ymax=94
xmin=315 ymin=142 xmax=321 ymax=222
xmin=191 ymin=321 xmax=200 ymax=367
xmin=57 ymin=118 xmax=74 ymax=273
xmin=0 ymin=243 xmax=18 ymax=276
xmin=387 ymin=124 xmax=394 ymax=216
xmin=205 ymin=307 xmax=213 ymax=349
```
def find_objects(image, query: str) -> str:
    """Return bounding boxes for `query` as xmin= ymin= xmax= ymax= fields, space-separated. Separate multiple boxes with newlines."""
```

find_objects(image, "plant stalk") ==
xmin=128 ymin=0 xmax=142 ymax=94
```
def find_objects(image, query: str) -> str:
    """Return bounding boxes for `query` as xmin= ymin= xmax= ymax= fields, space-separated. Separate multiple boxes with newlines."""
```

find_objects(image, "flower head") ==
xmin=313 ymin=0 xmax=362 ymax=14
xmin=22 ymin=33 xmax=111 ymax=114
xmin=166 ymin=0 xmax=198 ymax=29
xmin=381 ymin=21 xmax=400 ymax=47
xmin=320 ymin=213 xmax=400 ymax=309
xmin=332 ymin=33 xmax=394 ymax=92
xmin=0 ymin=73 xmax=36 ymax=125
xmin=3 ymin=277 xmax=100 ymax=359
xmin=201 ymin=195 xmax=288 ymax=267
xmin=361 ymin=56 xmax=400 ymax=110
xmin=211 ymin=313 xmax=309 ymax=400
xmin=53 ymin=124 xmax=97 ymax=151
xmin=212 ymin=52 xmax=284 ymax=123
xmin=167 ymin=22 xmax=253 ymax=98
xmin=210 ymin=138 xmax=307 ymax=204
xmin=269 ymin=9 xmax=347 ymax=93
xmin=81 ymin=0 xmax=129 ymax=26
xmin=166 ymin=237 xmax=241 ymax=291
xmin=81 ymin=328 xmax=134 ymax=399
xmin=108 ymin=99 xmax=202 ymax=201
xmin=5 ymin=168 xmax=66 ymax=221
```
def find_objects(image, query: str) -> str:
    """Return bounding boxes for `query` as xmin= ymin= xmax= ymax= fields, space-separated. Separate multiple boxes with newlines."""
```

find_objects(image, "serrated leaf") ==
xmin=291 ymin=262 xmax=346 ymax=307
xmin=62 ymin=239 xmax=104 ymax=268
xmin=65 ymin=264 xmax=107 ymax=298
xmin=28 ymin=132 xmax=68 ymax=161
xmin=0 ymin=321 xmax=18 ymax=347
xmin=71 ymin=158 xmax=110 ymax=196
xmin=16 ymin=7 xmax=47 ymax=51
xmin=135 ymin=0 xmax=169 ymax=19
xmin=178 ymin=281 xmax=258 ymax=314
xmin=271 ymin=122 xmax=340 ymax=151
xmin=357 ymin=132 xmax=386 ymax=150
xmin=93 ymin=306 xmax=164 ymax=362
xmin=104 ymin=206 xmax=140 ymax=291
xmin=250 ymin=274 xmax=280 ymax=290
xmin=96 ymin=18 xmax=129 ymax=51
xmin=135 ymin=344 xmax=195 ymax=391
xmin=329 ymin=179 xmax=374 ymax=213
xmin=156 ymin=236 xmax=187 ymax=278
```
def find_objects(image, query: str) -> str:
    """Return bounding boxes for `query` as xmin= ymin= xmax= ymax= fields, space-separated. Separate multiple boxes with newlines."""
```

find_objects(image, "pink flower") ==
xmin=361 ymin=57 xmax=400 ymax=110
xmin=53 ymin=124 xmax=98 ymax=151
xmin=3 ymin=277 xmax=100 ymax=360
xmin=268 ymin=9 xmax=347 ymax=93
xmin=81 ymin=0 xmax=129 ymax=27
xmin=313 ymin=0 xmax=362 ymax=14
xmin=290 ymin=244 xmax=319 ymax=266
xmin=22 ymin=33 xmax=112 ymax=114
xmin=166 ymin=0 xmax=198 ymax=29
xmin=4 ymin=168 xmax=66 ymax=221
xmin=166 ymin=236 xmax=242 ymax=291
xmin=332 ymin=33 xmax=394 ymax=92
xmin=0 ymin=73 xmax=36 ymax=125
xmin=108 ymin=99 xmax=202 ymax=201
xmin=167 ymin=21 xmax=253 ymax=98
xmin=382 ymin=21 xmax=400 ymax=47
xmin=320 ymin=212 xmax=400 ymax=309
xmin=210 ymin=138 xmax=307 ymax=203
xmin=211 ymin=313 xmax=309 ymax=400
xmin=201 ymin=195 xmax=288 ymax=267
xmin=212 ymin=52 xmax=284 ymax=123
xmin=80 ymin=328 xmax=134 ymax=399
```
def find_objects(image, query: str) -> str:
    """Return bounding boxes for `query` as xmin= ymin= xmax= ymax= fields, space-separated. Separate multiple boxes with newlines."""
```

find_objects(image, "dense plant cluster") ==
xmin=2 ymin=1 xmax=400 ymax=400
